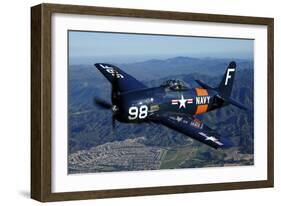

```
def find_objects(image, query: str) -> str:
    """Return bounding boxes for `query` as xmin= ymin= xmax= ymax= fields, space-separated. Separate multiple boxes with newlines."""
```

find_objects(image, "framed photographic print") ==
xmin=31 ymin=3 xmax=274 ymax=202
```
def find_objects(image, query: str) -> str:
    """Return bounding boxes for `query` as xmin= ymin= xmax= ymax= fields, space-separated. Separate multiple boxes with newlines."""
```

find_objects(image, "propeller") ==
xmin=93 ymin=69 xmax=120 ymax=132
xmin=111 ymin=68 xmax=119 ymax=105
xmin=93 ymin=98 xmax=112 ymax=110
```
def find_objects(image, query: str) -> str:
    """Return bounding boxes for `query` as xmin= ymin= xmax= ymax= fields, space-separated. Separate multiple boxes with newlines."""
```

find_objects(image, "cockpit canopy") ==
xmin=161 ymin=79 xmax=189 ymax=91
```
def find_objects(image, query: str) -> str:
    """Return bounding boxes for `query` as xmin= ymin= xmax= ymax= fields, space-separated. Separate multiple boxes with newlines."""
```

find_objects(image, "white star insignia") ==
xmin=176 ymin=116 xmax=183 ymax=122
xmin=205 ymin=136 xmax=218 ymax=142
xmin=205 ymin=136 xmax=223 ymax=146
xmin=178 ymin=95 xmax=187 ymax=109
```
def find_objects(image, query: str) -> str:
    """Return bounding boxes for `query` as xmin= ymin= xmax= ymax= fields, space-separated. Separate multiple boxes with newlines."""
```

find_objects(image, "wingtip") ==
xmin=220 ymin=137 xmax=234 ymax=149
xmin=94 ymin=63 xmax=102 ymax=67
xmin=94 ymin=63 xmax=99 ymax=69
xmin=94 ymin=63 xmax=116 ymax=69
xmin=94 ymin=63 xmax=108 ymax=70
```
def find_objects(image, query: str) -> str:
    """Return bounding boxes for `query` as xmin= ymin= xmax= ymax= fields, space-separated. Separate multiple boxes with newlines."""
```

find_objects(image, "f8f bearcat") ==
xmin=94 ymin=61 xmax=248 ymax=149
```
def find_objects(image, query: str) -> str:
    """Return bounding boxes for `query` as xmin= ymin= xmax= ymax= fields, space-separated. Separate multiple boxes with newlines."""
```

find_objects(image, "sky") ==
xmin=68 ymin=31 xmax=254 ymax=64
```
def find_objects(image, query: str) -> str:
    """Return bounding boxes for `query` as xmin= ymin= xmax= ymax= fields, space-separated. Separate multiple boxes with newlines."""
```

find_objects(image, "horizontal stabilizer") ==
xmin=225 ymin=97 xmax=249 ymax=111
xmin=195 ymin=79 xmax=215 ymax=90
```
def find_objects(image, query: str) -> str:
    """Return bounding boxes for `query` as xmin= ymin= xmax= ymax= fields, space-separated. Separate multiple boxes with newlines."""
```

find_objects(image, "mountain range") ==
xmin=68 ymin=56 xmax=254 ymax=173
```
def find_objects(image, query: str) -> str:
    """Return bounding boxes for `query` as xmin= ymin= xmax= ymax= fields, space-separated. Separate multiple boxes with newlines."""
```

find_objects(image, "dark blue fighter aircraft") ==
xmin=94 ymin=61 xmax=248 ymax=149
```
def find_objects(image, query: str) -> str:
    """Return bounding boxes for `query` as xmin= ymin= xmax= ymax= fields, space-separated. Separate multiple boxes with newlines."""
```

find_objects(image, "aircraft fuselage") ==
xmin=117 ymin=87 xmax=225 ymax=123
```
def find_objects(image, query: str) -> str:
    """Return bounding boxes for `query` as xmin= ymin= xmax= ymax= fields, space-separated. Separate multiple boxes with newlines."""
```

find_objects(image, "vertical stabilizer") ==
xmin=217 ymin=61 xmax=236 ymax=98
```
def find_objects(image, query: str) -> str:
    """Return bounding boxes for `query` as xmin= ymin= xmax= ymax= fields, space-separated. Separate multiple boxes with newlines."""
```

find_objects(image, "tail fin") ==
xmin=195 ymin=61 xmax=248 ymax=111
xmin=217 ymin=61 xmax=236 ymax=98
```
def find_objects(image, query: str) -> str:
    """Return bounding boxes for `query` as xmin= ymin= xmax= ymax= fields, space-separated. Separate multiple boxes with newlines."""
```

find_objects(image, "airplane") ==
xmin=93 ymin=61 xmax=248 ymax=149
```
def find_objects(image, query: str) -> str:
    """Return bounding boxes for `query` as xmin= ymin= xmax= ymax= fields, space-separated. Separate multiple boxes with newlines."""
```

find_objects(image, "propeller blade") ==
xmin=112 ymin=114 xmax=116 ymax=134
xmin=95 ymin=69 xmax=120 ymax=134
xmin=111 ymin=69 xmax=119 ymax=105
xmin=93 ymin=97 xmax=112 ymax=109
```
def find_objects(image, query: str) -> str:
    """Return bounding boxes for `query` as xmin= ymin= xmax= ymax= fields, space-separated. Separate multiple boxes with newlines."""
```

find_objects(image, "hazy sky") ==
xmin=68 ymin=31 xmax=253 ymax=63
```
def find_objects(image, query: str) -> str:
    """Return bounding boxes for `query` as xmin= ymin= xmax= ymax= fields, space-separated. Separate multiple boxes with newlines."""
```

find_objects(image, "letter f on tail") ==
xmin=217 ymin=61 xmax=236 ymax=98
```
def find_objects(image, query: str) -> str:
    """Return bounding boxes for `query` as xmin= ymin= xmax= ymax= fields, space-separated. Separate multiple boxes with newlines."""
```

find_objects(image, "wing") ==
xmin=152 ymin=112 xmax=232 ymax=149
xmin=95 ymin=63 xmax=147 ymax=93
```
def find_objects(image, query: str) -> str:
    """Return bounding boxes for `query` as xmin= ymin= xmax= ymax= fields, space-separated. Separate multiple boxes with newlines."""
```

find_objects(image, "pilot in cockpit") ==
xmin=161 ymin=79 xmax=189 ymax=91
